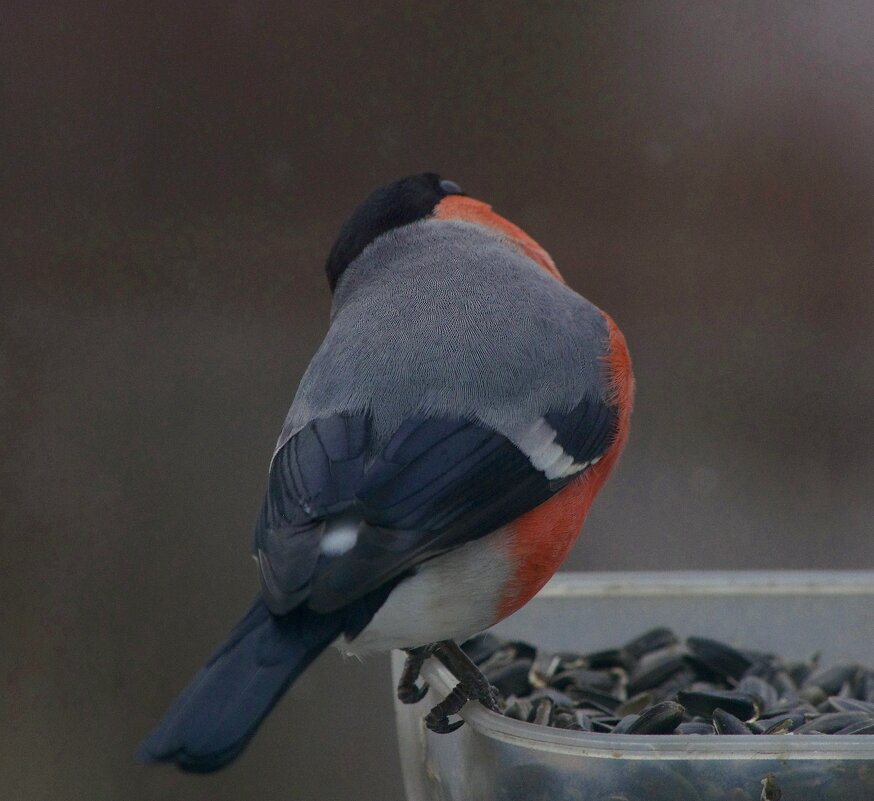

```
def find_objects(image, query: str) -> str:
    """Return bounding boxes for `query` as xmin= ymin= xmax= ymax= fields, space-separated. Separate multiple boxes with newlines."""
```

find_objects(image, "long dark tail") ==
xmin=137 ymin=597 xmax=343 ymax=772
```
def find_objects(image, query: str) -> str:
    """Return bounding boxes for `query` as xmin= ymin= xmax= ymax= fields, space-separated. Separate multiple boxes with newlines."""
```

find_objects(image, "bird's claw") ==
xmin=398 ymin=645 xmax=436 ymax=705
xmin=399 ymin=640 xmax=499 ymax=734
xmin=425 ymin=712 xmax=465 ymax=734
xmin=398 ymin=680 xmax=429 ymax=704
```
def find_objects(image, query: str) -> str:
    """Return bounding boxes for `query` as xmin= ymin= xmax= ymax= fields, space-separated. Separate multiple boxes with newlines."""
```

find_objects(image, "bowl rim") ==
xmin=536 ymin=570 xmax=874 ymax=598
xmin=418 ymin=570 xmax=874 ymax=762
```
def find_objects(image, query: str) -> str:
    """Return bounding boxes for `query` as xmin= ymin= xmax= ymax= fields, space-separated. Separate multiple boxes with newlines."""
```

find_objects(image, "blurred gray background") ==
xmin=2 ymin=2 xmax=873 ymax=799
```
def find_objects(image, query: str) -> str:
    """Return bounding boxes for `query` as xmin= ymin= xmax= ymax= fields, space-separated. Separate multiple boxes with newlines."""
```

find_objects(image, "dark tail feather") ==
xmin=137 ymin=597 xmax=343 ymax=772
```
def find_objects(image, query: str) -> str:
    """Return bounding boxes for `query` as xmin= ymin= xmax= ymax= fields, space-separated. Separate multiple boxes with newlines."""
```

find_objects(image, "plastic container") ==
xmin=392 ymin=571 xmax=874 ymax=801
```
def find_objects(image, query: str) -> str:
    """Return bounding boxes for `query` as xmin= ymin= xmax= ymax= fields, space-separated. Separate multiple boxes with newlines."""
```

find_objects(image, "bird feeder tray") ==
xmin=393 ymin=571 xmax=874 ymax=801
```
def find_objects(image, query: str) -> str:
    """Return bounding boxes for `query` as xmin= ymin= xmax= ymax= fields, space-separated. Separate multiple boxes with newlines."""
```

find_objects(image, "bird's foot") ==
xmin=421 ymin=640 xmax=500 ymax=734
xmin=397 ymin=644 xmax=436 ymax=704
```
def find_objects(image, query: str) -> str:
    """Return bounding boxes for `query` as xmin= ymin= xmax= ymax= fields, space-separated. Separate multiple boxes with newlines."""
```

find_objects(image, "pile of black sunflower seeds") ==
xmin=461 ymin=629 xmax=874 ymax=736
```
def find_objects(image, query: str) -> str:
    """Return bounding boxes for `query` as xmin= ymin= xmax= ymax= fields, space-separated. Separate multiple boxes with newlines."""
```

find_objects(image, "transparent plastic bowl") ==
xmin=392 ymin=571 xmax=874 ymax=801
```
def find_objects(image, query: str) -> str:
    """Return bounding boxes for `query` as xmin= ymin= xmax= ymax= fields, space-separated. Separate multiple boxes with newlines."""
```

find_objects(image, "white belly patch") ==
xmin=339 ymin=526 xmax=513 ymax=655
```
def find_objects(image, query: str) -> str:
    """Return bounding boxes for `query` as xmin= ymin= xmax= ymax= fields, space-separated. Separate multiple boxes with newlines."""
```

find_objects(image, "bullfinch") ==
xmin=138 ymin=173 xmax=634 ymax=771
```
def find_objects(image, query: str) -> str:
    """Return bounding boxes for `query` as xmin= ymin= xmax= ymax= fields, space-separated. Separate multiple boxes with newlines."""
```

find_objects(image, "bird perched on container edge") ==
xmin=137 ymin=173 xmax=634 ymax=772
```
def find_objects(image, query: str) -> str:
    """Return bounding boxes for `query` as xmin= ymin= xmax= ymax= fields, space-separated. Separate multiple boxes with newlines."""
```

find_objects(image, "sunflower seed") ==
xmin=687 ymin=636 xmax=752 ymax=681
xmin=627 ymin=650 xmax=687 ymax=694
xmin=615 ymin=691 xmax=655 ymax=716
xmin=676 ymin=689 xmax=760 ymax=721
xmin=460 ymin=632 xmax=501 ymax=665
xmin=712 ymin=708 xmax=753 ymax=734
xmin=623 ymin=627 xmax=679 ymax=660
xmin=804 ymin=663 xmax=861 ymax=695
xmin=795 ymin=712 xmax=874 ymax=734
xmin=827 ymin=696 xmax=874 ymax=714
xmin=481 ymin=630 xmax=874 ymax=741
xmin=676 ymin=721 xmax=715 ymax=735
xmin=483 ymin=658 xmax=533 ymax=697
xmin=532 ymin=697 xmax=554 ymax=726
xmin=624 ymin=701 xmax=684 ymax=734
xmin=739 ymin=675 xmax=779 ymax=709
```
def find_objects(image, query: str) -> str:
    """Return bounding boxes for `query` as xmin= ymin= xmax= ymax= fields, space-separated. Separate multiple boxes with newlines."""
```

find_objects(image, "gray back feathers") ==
xmin=278 ymin=218 xmax=610 ymax=456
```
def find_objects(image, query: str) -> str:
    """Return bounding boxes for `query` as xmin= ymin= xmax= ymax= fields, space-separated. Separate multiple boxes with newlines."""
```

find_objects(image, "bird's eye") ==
xmin=439 ymin=179 xmax=463 ymax=195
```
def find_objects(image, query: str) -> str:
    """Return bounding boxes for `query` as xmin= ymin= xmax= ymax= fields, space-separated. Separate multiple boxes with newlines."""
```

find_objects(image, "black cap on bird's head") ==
xmin=325 ymin=173 xmax=465 ymax=291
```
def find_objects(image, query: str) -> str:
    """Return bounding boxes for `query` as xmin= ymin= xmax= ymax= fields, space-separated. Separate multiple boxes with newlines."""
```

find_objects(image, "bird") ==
xmin=137 ymin=172 xmax=634 ymax=772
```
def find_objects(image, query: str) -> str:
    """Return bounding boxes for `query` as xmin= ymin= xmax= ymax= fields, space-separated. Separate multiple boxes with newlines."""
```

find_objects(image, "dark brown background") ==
xmin=3 ymin=2 xmax=873 ymax=799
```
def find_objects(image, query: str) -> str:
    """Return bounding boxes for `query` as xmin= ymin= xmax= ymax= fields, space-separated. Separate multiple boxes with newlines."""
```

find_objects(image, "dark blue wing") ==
xmin=255 ymin=400 xmax=617 ymax=619
xmin=254 ymin=415 xmax=369 ymax=613
xmin=545 ymin=397 xmax=618 ymax=467
xmin=308 ymin=418 xmax=565 ymax=612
